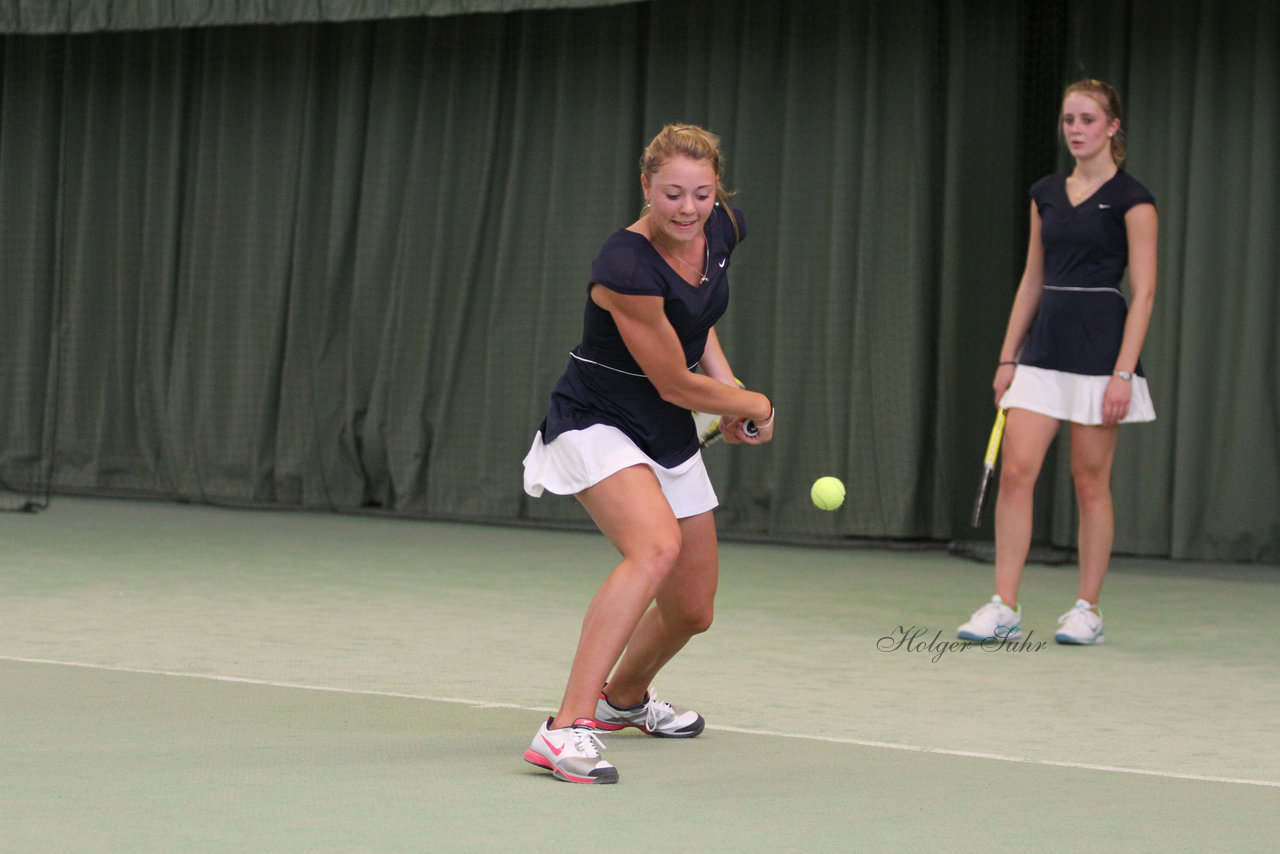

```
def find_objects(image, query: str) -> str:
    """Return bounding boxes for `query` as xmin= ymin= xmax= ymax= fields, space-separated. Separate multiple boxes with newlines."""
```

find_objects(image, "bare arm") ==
xmin=1115 ymin=203 xmax=1157 ymax=373
xmin=698 ymin=327 xmax=736 ymax=385
xmin=1102 ymin=202 xmax=1158 ymax=425
xmin=590 ymin=285 xmax=772 ymax=424
xmin=994 ymin=201 xmax=1046 ymax=403
xmin=696 ymin=327 xmax=768 ymax=444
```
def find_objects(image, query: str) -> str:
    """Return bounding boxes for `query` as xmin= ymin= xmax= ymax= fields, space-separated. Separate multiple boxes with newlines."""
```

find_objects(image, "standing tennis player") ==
xmin=958 ymin=79 xmax=1157 ymax=646
xmin=521 ymin=124 xmax=773 ymax=783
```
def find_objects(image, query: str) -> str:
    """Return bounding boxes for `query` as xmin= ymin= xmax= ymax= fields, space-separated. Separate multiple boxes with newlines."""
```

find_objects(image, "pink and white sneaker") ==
xmin=524 ymin=717 xmax=618 ymax=783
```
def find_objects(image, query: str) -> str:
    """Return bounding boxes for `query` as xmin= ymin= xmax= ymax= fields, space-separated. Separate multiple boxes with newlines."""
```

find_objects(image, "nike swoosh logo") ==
xmin=1098 ymin=204 xmax=1111 ymax=209
xmin=719 ymin=259 xmax=726 ymax=267
xmin=541 ymin=735 xmax=565 ymax=756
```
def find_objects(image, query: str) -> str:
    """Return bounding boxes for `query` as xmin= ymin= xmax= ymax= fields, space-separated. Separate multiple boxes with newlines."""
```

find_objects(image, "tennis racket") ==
xmin=970 ymin=408 xmax=1007 ymax=527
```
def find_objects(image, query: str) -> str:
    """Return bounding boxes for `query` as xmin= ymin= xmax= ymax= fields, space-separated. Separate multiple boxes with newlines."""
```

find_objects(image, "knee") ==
xmin=1072 ymin=469 xmax=1112 ymax=509
xmin=664 ymin=601 xmax=714 ymax=637
xmin=999 ymin=456 xmax=1039 ymax=492
xmin=680 ymin=603 xmax=715 ymax=636
xmin=691 ymin=607 xmax=715 ymax=635
xmin=631 ymin=526 xmax=683 ymax=584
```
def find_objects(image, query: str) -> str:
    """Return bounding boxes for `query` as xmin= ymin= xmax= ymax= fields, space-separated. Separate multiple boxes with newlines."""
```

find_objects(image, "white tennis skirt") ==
xmin=1000 ymin=365 xmax=1156 ymax=425
xmin=522 ymin=424 xmax=719 ymax=519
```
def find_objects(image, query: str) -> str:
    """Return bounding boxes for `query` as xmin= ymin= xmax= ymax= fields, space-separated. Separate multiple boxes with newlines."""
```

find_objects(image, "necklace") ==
xmin=1068 ymin=171 xmax=1112 ymax=202
xmin=655 ymin=234 xmax=709 ymax=285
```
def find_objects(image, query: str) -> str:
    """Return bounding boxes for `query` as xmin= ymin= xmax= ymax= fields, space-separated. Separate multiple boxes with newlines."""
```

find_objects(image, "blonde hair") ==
xmin=639 ymin=124 xmax=739 ymax=240
xmin=1062 ymin=79 xmax=1127 ymax=166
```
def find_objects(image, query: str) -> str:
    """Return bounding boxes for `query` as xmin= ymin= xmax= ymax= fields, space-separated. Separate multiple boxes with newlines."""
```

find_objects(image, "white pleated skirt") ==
xmin=522 ymin=424 xmax=718 ymax=519
xmin=999 ymin=365 xmax=1156 ymax=425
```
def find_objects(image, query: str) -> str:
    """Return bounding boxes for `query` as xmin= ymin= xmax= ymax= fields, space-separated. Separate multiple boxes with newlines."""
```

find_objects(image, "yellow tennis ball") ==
xmin=811 ymin=476 xmax=845 ymax=511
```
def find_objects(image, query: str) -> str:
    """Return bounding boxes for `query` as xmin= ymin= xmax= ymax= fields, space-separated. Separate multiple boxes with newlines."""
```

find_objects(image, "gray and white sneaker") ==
xmin=593 ymin=689 xmax=705 ymax=738
xmin=1055 ymin=599 xmax=1105 ymax=645
xmin=957 ymin=594 xmax=1023 ymax=641
xmin=524 ymin=717 xmax=618 ymax=783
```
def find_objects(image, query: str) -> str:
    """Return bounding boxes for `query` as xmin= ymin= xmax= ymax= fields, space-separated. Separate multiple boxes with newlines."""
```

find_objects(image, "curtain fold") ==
xmin=1 ymin=0 xmax=1277 ymax=560
xmin=0 ymin=34 xmax=66 ymax=500
xmin=1122 ymin=1 xmax=1279 ymax=559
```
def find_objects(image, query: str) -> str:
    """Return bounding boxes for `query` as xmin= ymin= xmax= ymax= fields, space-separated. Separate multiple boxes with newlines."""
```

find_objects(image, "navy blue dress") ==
xmin=1018 ymin=171 xmax=1156 ymax=377
xmin=536 ymin=203 xmax=746 ymax=468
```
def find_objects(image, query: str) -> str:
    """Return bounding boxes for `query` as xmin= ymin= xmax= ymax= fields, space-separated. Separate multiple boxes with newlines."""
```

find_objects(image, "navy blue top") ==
xmin=538 ymin=203 xmax=746 ymax=467
xmin=1018 ymin=171 xmax=1155 ymax=377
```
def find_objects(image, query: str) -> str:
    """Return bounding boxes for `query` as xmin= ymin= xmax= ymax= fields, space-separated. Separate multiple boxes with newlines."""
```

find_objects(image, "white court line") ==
xmin=6 ymin=655 xmax=1278 ymax=790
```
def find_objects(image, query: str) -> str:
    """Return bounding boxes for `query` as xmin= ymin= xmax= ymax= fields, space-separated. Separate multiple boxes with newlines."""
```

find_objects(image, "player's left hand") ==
xmin=720 ymin=415 xmax=749 ymax=444
xmin=722 ymin=414 xmax=772 ymax=445
xmin=1102 ymin=377 xmax=1131 ymax=427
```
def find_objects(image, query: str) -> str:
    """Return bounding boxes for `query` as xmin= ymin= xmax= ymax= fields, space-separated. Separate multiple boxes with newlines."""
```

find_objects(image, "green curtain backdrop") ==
xmin=1 ymin=0 xmax=1277 ymax=561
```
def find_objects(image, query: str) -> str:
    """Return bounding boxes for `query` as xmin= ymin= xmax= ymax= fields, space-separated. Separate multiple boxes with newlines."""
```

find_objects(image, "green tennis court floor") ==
xmin=3 ymin=497 xmax=1277 ymax=852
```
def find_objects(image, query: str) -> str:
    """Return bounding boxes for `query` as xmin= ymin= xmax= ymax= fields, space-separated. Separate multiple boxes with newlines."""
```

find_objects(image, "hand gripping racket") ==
xmin=970 ymin=408 xmax=1007 ymax=527
xmin=696 ymin=378 xmax=758 ymax=447
xmin=699 ymin=414 xmax=758 ymax=447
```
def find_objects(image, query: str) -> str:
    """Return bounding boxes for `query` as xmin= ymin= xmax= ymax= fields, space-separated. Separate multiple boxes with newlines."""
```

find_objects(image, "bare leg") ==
xmin=993 ymin=409 xmax=1060 ymax=609
xmin=601 ymin=510 xmax=718 ymax=707
xmin=549 ymin=465 xmax=682 ymax=730
xmin=1069 ymin=423 xmax=1119 ymax=609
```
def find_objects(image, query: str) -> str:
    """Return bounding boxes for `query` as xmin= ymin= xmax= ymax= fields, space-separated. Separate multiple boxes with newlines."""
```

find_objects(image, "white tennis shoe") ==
xmin=593 ymin=689 xmax=705 ymax=738
xmin=957 ymin=594 xmax=1023 ymax=641
xmin=1055 ymin=599 xmax=1105 ymax=645
xmin=523 ymin=717 xmax=618 ymax=784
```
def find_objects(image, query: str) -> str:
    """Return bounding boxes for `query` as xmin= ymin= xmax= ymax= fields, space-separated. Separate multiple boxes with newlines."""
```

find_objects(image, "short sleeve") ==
xmin=723 ymin=204 xmax=747 ymax=248
xmin=589 ymin=232 xmax=665 ymax=297
xmin=1029 ymin=173 xmax=1057 ymax=214
xmin=1114 ymin=173 xmax=1156 ymax=214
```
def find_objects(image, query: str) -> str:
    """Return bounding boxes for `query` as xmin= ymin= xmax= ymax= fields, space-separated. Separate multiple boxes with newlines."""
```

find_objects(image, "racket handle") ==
xmin=743 ymin=419 xmax=758 ymax=438
xmin=984 ymin=409 xmax=1007 ymax=463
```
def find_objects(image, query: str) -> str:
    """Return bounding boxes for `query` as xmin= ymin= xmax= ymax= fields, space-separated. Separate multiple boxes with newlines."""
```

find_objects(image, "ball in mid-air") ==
xmin=811 ymin=476 xmax=845 ymax=511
